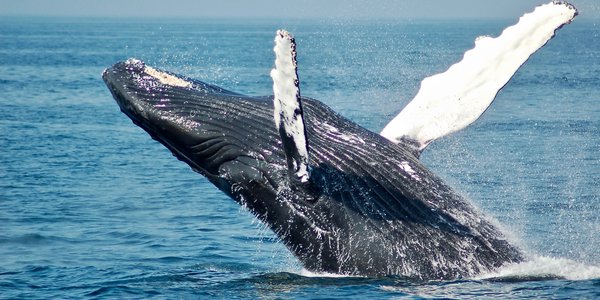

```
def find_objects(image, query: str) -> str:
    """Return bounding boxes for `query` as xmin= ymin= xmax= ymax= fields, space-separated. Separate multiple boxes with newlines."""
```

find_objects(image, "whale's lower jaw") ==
xmin=103 ymin=59 xmax=524 ymax=280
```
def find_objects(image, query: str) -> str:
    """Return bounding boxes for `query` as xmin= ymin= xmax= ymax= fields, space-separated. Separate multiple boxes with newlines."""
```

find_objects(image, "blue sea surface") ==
xmin=1 ymin=16 xmax=599 ymax=299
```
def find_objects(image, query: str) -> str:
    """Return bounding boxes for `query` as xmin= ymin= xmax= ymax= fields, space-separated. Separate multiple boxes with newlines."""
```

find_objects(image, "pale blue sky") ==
xmin=1 ymin=0 xmax=598 ymax=19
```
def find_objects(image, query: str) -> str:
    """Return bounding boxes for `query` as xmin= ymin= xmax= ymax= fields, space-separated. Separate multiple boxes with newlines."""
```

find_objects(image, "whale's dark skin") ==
xmin=103 ymin=59 xmax=524 ymax=280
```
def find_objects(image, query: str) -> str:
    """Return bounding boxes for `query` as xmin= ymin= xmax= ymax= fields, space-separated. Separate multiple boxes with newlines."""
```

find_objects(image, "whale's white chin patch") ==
xmin=144 ymin=66 xmax=192 ymax=88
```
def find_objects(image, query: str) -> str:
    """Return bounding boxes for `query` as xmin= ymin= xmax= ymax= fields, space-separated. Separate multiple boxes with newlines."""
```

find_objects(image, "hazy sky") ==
xmin=1 ymin=0 xmax=598 ymax=19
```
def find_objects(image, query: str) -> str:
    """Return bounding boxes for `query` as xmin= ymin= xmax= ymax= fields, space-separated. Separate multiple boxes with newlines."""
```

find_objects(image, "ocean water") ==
xmin=0 ymin=16 xmax=599 ymax=299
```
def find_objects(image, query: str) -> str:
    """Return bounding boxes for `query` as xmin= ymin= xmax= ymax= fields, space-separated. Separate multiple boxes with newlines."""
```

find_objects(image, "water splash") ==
xmin=477 ymin=255 xmax=600 ymax=281
xmin=298 ymin=269 xmax=364 ymax=278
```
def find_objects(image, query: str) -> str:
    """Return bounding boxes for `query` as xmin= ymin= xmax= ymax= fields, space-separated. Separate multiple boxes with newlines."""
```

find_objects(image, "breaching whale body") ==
xmin=103 ymin=2 xmax=577 ymax=279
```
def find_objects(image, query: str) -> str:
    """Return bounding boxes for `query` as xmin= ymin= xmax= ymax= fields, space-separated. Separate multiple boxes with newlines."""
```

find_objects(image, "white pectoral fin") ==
xmin=380 ymin=1 xmax=578 ymax=155
xmin=271 ymin=30 xmax=311 ymax=183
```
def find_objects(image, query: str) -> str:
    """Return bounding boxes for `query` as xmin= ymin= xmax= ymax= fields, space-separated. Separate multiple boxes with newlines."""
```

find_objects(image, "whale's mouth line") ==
xmin=133 ymin=114 xmax=218 ymax=180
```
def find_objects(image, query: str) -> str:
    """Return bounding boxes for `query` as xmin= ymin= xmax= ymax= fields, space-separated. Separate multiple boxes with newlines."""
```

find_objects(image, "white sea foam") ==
xmin=296 ymin=256 xmax=600 ymax=281
xmin=298 ymin=268 xmax=364 ymax=278
xmin=477 ymin=256 xmax=600 ymax=281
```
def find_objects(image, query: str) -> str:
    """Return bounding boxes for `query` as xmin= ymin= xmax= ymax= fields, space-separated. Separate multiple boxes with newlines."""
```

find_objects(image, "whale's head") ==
xmin=103 ymin=58 xmax=290 ymax=195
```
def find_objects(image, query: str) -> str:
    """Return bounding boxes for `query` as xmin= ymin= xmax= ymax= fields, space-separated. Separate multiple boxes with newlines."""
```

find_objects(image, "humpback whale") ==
xmin=103 ymin=2 xmax=577 ymax=279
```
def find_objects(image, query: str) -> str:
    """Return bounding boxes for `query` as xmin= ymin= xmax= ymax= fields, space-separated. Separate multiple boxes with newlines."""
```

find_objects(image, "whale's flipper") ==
xmin=380 ymin=1 xmax=577 ymax=155
xmin=270 ymin=30 xmax=311 ymax=184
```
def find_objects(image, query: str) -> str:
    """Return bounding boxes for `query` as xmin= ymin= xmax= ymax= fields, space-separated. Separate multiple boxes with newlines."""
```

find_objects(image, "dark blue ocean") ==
xmin=1 ymin=16 xmax=599 ymax=299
